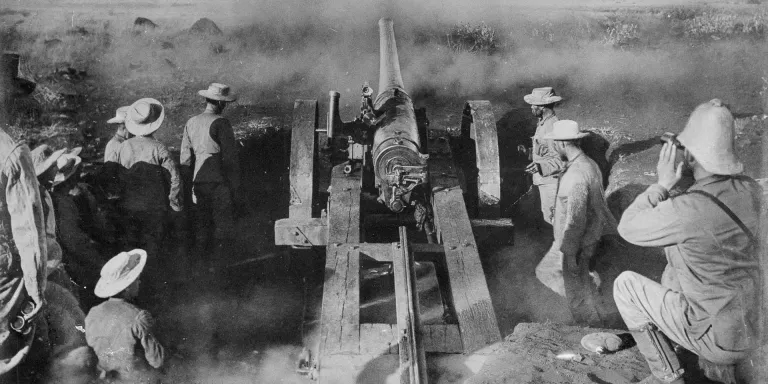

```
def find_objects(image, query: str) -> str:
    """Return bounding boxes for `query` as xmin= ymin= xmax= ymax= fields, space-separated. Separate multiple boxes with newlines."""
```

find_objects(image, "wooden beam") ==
xmin=432 ymin=187 xmax=501 ymax=351
xmin=428 ymin=143 xmax=501 ymax=353
xmin=358 ymin=323 xmax=463 ymax=354
xmin=289 ymin=99 xmax=318 ymax=219
xmin=465 ymin=101 xmax=501 ymax=219
xmin=327 ymin=164 xmax=361 ymax=244
xmin=392 ymin=227 xmax=427 ymax=384
xmin=274 ymin=217 xmax=327 ymax=246
xmin=320 ymin=164 xmax=362 ymax=356
xmin=320 ymin=244 xmax=360 ymax=355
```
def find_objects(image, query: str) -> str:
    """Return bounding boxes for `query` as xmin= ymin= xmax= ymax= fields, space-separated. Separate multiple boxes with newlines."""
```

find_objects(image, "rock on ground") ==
xmin=189 ymin=18 xmax=222 ymax=35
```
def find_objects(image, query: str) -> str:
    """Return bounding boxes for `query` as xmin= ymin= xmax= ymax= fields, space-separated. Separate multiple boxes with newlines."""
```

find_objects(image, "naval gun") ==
xmin=275 ymin=18 xmax=507 ymax=384
xmin=326 ymin=18 xmax=428 ymax=214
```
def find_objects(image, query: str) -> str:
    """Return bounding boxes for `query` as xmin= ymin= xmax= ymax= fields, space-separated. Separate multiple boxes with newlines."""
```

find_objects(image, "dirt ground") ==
xmin=2 ymin=0 xmax=768 ymax=383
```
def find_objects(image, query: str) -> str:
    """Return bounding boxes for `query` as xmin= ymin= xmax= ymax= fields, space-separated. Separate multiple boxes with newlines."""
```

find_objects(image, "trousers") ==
xmin=536 ymin=183 xmax=557 ymax=225
xmin=535 ymin=242 xmax=605 ymax=326
xmin=614 ymin=271 xmax=748 ymax=365
xmin=192 ymin=182 xmax=235 ymax=265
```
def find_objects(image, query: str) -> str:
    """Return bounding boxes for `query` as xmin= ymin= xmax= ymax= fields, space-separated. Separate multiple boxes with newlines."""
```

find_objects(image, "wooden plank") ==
xmin=289 ymin=100 xmax=318 ymax=219
xmin=360 ymin=323 xmax=398 ymax=355
xmin=432 ymin=187 xmax=501 ymax=352
xmin=328 ymin=164 xmax=361 ymax=243
xmin=466 ymin=101 xmax=500 ymax=219
xmin=320 ymin=165 xmax=362 ymax=356
xmin=357 ymin=242 xmax=444 ymax=262
xmin=359 ymin=324 xmax=463 ymax=354
xmin=392 ymin=228 xmax=427 ymax=384
xmin=274 ymin=217 xmax=327 ymax=246
xmin=320 ymin=245 xmax=360 ymax=355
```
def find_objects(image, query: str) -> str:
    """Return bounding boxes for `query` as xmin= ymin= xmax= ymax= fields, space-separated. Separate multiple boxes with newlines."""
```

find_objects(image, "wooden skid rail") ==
xmin=288 ymin=100 xmax=318 ymax=219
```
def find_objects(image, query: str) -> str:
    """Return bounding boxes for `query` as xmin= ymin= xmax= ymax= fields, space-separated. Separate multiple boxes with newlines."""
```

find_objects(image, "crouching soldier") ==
xmin=85 ymin=249 xmax=166 ymax=383
xmin=613 ymin=100 xmax=761 ymax=383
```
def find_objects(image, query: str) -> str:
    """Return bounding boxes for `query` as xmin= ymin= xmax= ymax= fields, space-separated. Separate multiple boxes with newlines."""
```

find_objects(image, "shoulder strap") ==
xmin=687 ymin=190 xmax=758 ymax=246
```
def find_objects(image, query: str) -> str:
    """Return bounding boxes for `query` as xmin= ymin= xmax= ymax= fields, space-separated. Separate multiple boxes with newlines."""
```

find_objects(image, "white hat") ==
xmin=52 ymin=148 xmax=83 ymax=187
xmin=542 ymin=120 xmax=588 ymax=141
xmin=198 ymin=83 xmax=237 ymax=102
xmin=677 ymin=99 xmax=743 ymax=175
xmin=29 ymin=144 xmax=67 ymax=176
xmin=524 ymin=87 xmax=563 ymax=106
xmin=94 ymin=249 xmax=147 ymax=298
xmin=107 ymin=106 xmax=130 ymax=124
xmin=125 ymin=98 xmax=165 ymax=136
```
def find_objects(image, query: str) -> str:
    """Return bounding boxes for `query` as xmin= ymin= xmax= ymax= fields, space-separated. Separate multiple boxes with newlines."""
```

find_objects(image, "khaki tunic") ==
xmin=0 ymin=129 xmax=47 ymax=376
xmin=616 ymin=176 xmax=761 ymax=361
xmin=535 ymin=153 xmax=617 ymax=325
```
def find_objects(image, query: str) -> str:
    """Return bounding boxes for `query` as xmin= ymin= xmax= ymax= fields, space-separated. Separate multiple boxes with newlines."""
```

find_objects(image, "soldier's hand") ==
xmin=23 ymin=295 xmax=45 ymax=323
xmin=657 ymin=142 xmax=683 ymax=191
xmin=517 ymin=144 xmax=528 ymax=156
xmin=524 ymin=162 xmax=541 ymax=175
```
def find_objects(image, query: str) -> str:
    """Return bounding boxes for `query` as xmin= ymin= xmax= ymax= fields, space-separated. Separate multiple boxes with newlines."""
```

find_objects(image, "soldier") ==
xmin=85 ymin=249 xmax=165 ymax=383
xmin=117 ymin=98 xmax=183 ymax=274
xmin=30 ymin=144 xmax=76 ymax=293
xmin=521 ymin=87 xmax=565 ymax=226
xmin=534 ymin=120 xmax=619 ymax=327
xmin=613 ymin=100 xmax=761 ymax=384
xmin=180 ymin=83 xmax=241 ymax=270
xmin=0 ymin=127 xmax=48 ymax=380
xmin=104 ymin=106 xmax=131 ymax=163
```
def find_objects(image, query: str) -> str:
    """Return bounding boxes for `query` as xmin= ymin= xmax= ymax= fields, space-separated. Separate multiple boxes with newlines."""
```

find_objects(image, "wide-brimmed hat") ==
xmin=542 ymin=120 xmax=588 ymax=141
xmin=677 ymin=99 xmax=743 ymax=175
xmin=30 ymin=144 xmax=67 ymax=176
xmin=198 ymin=83 xmax=237 ymax=102
xmin=524 ymin=87 xmax=562 ymax=106
xmin=125 ymin=98 xmax=165 ymax=136
xmin=52 ymin=149 xmax=83 ymax=187
xmin=107 ymin=106 xmax=130 ymax=124
xmin=94 ymin=249 xmax=147 ymax=298
xmin=2 ymin=53 xmax=36 ymax=97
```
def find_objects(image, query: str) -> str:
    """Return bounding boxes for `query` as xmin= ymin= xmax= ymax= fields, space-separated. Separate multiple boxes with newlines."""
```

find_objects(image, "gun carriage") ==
xmin=275 ymin=18 xmax=508 ymax=383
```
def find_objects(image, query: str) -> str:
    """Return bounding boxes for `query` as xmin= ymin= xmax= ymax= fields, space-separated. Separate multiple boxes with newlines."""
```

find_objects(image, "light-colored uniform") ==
xmin=535 ymin=153 xmax=617 ymax=325
xmin=0 ymin=130 xmax=47 ymax=378
xmin=103 ymin=134 xmax=126 ymax=163
xmin=531 ymin=114 xmax=565 ymax=224
xmin=615 ymin=176 xmax=761 ymax=364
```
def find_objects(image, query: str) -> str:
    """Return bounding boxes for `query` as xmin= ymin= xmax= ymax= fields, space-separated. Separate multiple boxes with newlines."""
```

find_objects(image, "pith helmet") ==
xmin=677 ymin=99 xmax=743 ymax=175
xmin=524 ymin=87 xmax=562 ymax=106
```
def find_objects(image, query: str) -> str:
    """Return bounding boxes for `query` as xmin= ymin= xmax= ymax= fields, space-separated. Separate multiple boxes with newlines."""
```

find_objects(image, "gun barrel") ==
xmin=377 ymin=18 xmax=405 ymax=94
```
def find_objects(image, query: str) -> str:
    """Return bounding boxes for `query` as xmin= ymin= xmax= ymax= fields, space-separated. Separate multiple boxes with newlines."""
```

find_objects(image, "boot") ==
xmin=631 ymin=323 xmax=685 ymax=384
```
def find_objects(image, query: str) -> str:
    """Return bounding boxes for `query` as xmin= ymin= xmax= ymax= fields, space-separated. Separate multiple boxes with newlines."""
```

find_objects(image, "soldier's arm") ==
xmin=535 ymin=140 xmax=566 ymax=177
xmin=618 ymin=184 xmax=687 ymax=247
xmin=179 ymin=124 xmax=192 ymax=168
xmin=134 ymin=310 xmax=166 ymax=369
xmin=5 ymin=145 xmax=47 ymax=318
xmin=212 ymin=119 xmax=241 ymax=193
xmin=159 ymin=145 xmax=183 ymax=212
xmin=553 ymin=179 xmax=589 ymax=263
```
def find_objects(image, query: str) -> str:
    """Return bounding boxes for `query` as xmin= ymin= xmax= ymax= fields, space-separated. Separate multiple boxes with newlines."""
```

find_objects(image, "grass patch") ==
xmin=446 ymin=22 xmax=499 ymax=55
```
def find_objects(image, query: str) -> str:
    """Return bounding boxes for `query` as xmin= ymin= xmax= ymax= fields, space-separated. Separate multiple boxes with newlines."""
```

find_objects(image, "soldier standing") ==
xmin=534 ymin=120 xmax=619 ymax=327
xmin=521 ymin=87 xmax=565 ymax=227
xmin=180 ymin=83 xmax=241 ymax=271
